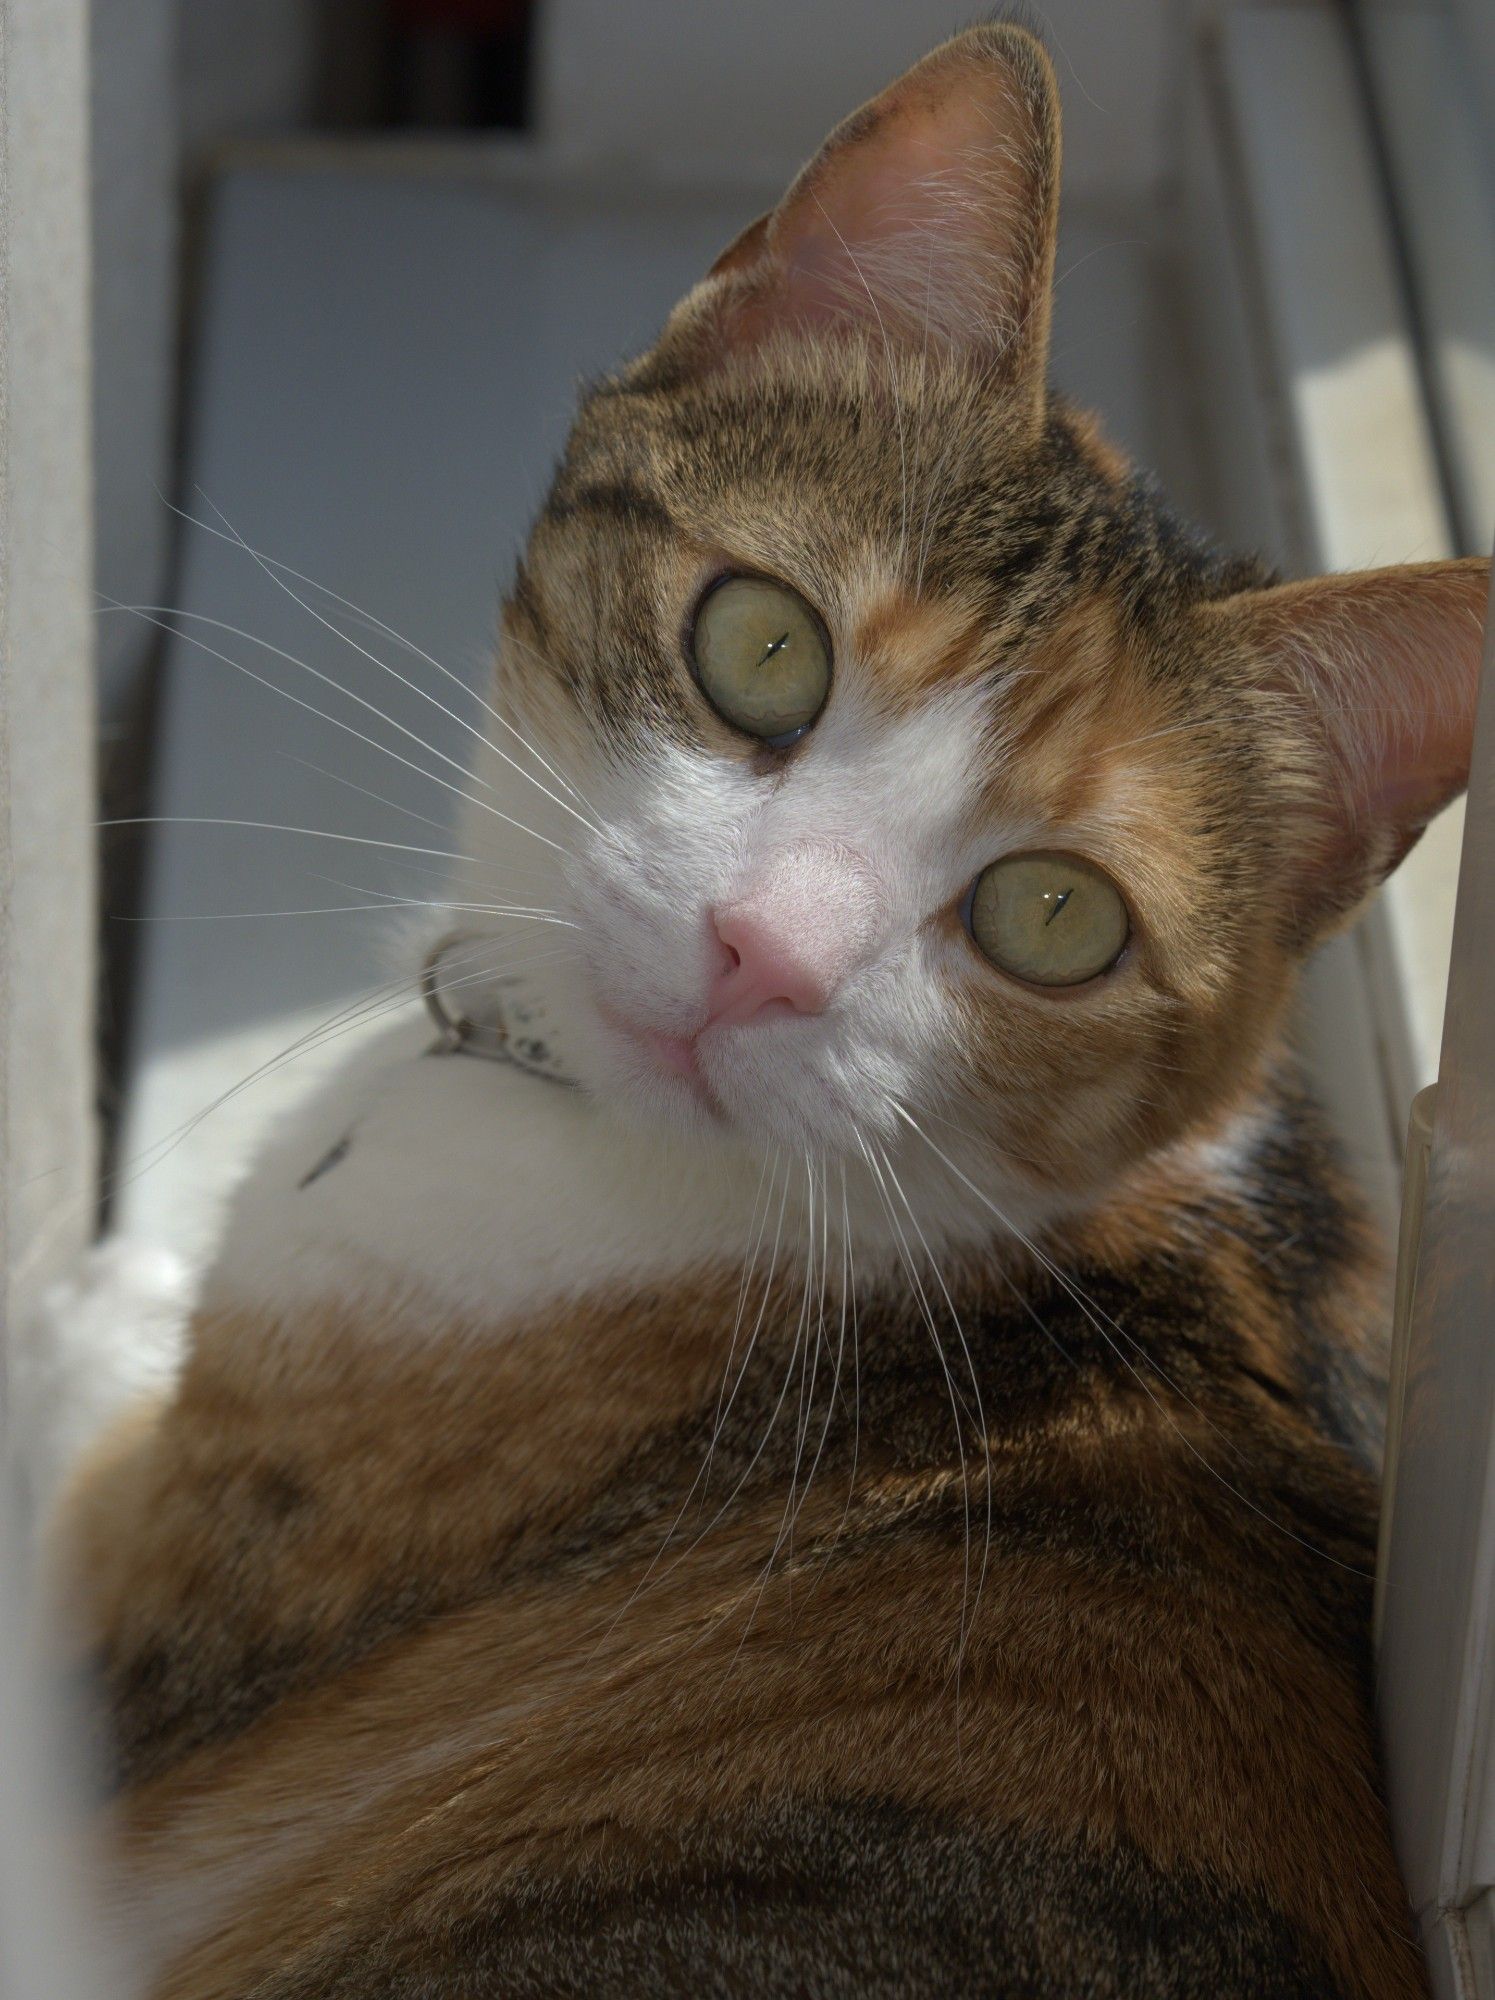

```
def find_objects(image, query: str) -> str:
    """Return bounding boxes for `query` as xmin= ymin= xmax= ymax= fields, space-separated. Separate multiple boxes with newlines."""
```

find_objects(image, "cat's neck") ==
xmin=200 ymin=1009 xmax=1279 ymax=1344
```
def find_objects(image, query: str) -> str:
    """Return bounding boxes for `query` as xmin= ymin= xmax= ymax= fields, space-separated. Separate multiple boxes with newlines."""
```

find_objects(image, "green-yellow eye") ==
xmin=690 ymin=575 xmax=831 ymax=745
xmin=966 ymin=851 xmax=1129 ymax=988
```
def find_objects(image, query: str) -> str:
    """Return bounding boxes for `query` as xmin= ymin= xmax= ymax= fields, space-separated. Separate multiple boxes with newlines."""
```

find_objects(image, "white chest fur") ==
xmin=203 ymin=1013 xmax=804 ymax=1332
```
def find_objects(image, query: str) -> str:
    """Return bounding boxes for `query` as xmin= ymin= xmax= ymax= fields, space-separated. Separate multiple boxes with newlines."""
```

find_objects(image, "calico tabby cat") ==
xmin=41 ymin=23 xmax=1490 ymax=1999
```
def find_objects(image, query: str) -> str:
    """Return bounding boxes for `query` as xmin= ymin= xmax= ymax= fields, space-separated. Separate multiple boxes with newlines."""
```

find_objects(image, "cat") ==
xmin=34 ymin=22 xmax=1490 ymax=1999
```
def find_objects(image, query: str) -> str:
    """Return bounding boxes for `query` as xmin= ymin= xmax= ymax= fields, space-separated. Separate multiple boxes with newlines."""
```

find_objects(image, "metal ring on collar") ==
xmin=420 ymin=933 xmax=512 ymax=1062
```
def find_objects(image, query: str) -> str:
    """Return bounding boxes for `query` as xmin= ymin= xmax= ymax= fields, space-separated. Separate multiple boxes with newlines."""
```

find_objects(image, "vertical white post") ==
xmin=0 ymin=0 xmax=99 ymax=1375
xmin=0 ymin=0 xmax=111 ymax=1989
xmin=1378 ymin=563 xmax=1495 ymax=1997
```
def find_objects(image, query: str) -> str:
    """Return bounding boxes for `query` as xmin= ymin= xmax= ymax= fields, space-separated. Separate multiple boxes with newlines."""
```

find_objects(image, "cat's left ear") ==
xmin=1202 ymin=556 xmax=1490 ymax=939
xmin=674 ymin=25 xmax=1061 ymax=423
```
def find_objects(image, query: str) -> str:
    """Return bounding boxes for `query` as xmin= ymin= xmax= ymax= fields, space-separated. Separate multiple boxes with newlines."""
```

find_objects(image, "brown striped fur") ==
xmin=61 ymin=1083 xmax=1416 ymax=1997
xmin=56 ymin=21 xmax=1492 ymax=1998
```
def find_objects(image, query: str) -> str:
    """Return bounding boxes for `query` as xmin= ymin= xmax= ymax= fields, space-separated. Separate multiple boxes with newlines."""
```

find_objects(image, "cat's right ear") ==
xmin=669 ymin=25 xmax=1062 ymax=424
xmin=1202 ymin=556 xmax=1490 ymax=940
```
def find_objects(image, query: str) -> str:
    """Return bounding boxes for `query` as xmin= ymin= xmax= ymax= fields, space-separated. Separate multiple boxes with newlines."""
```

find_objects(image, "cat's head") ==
xmin=470 ymin=24 xmax=1485 ymax=1227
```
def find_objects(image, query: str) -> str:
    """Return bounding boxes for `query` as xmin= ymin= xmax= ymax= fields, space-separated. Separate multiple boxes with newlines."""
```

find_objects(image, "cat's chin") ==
xmin=582 ymin=1004 xmax=736 ymax=1146
xmin=573 ymin=980 xmax=909 ymax=1159
xmin=586 ymin=1013 xmax=830 ymax=1156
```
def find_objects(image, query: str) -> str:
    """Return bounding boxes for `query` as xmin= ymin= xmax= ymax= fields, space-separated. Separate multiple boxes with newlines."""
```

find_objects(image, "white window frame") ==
xmin=1378 ymin=597 xmax=1495 ymax=1993
xmin=1 ymin=0 xmax=98 ymax=1369
xmin=1 ymin=1 xmax=106 ymax=1990
xmin=1187 ymin=12 xmax=1495 ymax=1996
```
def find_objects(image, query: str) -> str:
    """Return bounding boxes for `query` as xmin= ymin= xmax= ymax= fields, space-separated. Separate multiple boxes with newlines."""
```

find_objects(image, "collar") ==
xmin=421 ymin=933 xmax=577 ymax=1089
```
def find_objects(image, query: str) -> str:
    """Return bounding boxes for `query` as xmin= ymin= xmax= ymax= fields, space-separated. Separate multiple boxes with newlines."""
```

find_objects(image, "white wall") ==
xmin=91 ymin=0 xmax=318 ymax=736
xmin=176 ymin=0 xmax=318 ymax=157
xmin=537 ymin=0 xmax=1180 ymax=203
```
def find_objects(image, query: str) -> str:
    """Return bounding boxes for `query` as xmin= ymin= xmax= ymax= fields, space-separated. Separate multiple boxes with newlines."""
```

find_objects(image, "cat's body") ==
xmin=63 ymin=1028 xmax=1403 ymax=1999
xmin=41 ymin=23 xmax=1491 ymax=1998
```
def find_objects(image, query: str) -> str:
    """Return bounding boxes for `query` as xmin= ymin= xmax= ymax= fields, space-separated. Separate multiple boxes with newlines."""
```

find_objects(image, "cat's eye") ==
xmin=689 ymin=575 xmax=831 ymax=746
xmin=965 ymin=851 xmax=1129 ymax=988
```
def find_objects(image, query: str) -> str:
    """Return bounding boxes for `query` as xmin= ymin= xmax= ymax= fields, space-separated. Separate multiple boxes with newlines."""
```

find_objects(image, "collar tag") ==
xmin=421 ymin=935 xmax=577 ymax=1089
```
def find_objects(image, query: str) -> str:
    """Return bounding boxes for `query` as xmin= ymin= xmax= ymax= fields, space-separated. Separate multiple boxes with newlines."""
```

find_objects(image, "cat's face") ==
xmin=497 ymin=356 xmax=1285 ymax=1214
xmin=462 ymin=26 xmax=1483 ymax=1227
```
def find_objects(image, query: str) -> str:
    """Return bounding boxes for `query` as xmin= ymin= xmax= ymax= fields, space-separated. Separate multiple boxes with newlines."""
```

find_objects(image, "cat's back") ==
xmin=64 ymin=1048 xmax=1418 ymax=2000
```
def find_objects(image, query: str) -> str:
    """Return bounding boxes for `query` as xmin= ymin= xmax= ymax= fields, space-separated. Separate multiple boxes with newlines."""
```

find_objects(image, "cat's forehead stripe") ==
xmin=849 ymin=588 xmax=998 ymax=703
xmin=540 ymin=474 xmax=677 ymax=537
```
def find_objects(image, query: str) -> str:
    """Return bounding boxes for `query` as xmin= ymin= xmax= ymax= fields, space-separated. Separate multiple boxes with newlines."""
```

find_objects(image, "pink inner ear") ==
xmin=1302 ymin=573 xmax=1484 ymax=845
xmin=1213 ymin=558 xmax=1488 ymax=922
xmin=773 ymin=96 xmax=1018 ymax=336
xmin=702 ymin=31 xmax=1058 ymax=384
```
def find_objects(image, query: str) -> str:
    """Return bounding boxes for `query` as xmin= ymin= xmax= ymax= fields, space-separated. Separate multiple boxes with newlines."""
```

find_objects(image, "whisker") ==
xmin=917 ymin=1099 xmax=1247 ymax=1458
xmin=278 ymin=752 xmax=469 ymax=841
xmin=835 ymin=1158 xmax=862 ymax=1556
xmin=859 ymin=1133 xmax=978 ymax=1722
xmin=699 ymin=1150 xmax=782 ymax=1505
xmin=306 ymin=874 xmax=576 ymax=926
xmin=890 ymin=1101 xmax=1371 ymax=1577
xmin=782 ymin=1153 xmax=845 ymax=1584
xmin=576 ymin=1145 xmax=786 ymax=1669
xmin=98 ymin=600 xmax=573 ymax=858
xmin=108 ymin=897 xmax=567 ymax=925
xmin=669 ymin=1183 xmax=814 ymax=1601
xmin=723 ymin=1155 xmax=823 ymax=1676
xmin=102 ymin=816 xmax=501 ymax=866
xmin=278 ymin=762 xmax=561 ymax=897
xmin=779 ymin=1154 xmax=828 ymax=1562
xmin=699 ymin=1162 xmax=795 ymax=1502
xmin=876 ymin=1135 xmax=995 ymax=1703
xmin=180 ymin=491 xmax=603 ymax=830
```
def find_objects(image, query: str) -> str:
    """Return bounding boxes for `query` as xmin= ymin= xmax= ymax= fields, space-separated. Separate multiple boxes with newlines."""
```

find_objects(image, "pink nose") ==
xmin=706 ymin=909 xmax=833 ymax=1028
xmin=703 ymin=845 xmax=878 ymax=1031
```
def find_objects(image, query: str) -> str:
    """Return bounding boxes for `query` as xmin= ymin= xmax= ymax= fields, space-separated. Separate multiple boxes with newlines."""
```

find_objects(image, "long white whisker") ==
xmin=890 ymin=1102 xmax=1371 ymax=1578
xmin=277 ymin=752 xmax=473 ymax=841
xmin=109 ymin=898 xmax=569 ymax=926
xmin=840 ymin=1159 xmax=862 ymax=1549
xmin=784 ymin=1153 xmax=845 ymax=1584
xmin=725 ymin=1155 xmax=823 ymax=1675
xmin=780 ymin=1154 xmax=826 ymax=1560
xmin=101 ymin=816 xmax=498 ymax=866
xmin=576 ymin=1147 xmax=786 ymax=1670
xmin=279 ymin=759 xmax=564 ymax=893
xmin=679 ymin=1185 xmax=812 ymax=1594
xmin=877 ymin=1135 xmax=994 ymax=1693
xmin=185 ymin=492 xmax=603 ymax=831
xmin=97 ymin=601 xmax=572 ymax=858
xmin=165 ymin=490 xmax=596 ymax=812
xmin=698 ymin=1149 xmax=780 ymax=1504
xmin=917 ymin=1099 xmax=1246 ymax=1457
xmin=306 ymin=874 xmax=576 ymax=926
xmin=859 ymin=1133 xmax=976 ymax=1711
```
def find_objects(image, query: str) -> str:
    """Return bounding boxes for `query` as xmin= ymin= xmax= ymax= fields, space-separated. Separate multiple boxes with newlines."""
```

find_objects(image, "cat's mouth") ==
xmin=594 ymin=1001 xmax=724 ymax=1116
